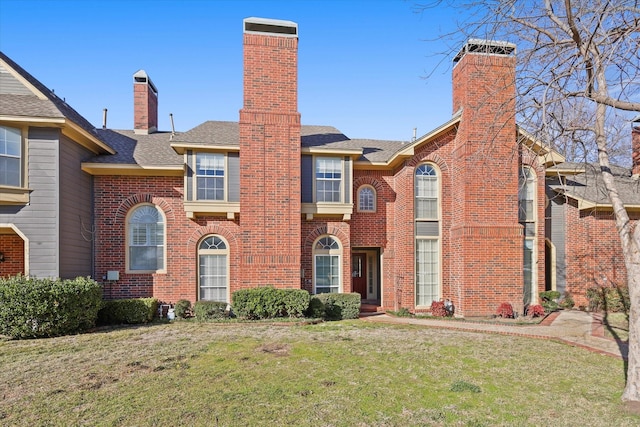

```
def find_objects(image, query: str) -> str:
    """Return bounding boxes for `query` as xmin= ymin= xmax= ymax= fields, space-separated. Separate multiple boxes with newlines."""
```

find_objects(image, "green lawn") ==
xmin=0 ymin=320 xmax=636 ymax=426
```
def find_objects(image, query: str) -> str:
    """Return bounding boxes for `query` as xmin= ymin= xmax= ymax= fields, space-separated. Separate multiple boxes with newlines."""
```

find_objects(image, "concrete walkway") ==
xmin=361 ymin=309 xmax=628 ymax=360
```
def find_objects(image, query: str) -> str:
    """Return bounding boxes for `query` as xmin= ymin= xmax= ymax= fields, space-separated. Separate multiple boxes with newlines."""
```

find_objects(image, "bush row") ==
xmin=0 ymin=275 xmax=102 ymax=339
xmin=233 ymin=287 xmax=311 ymax=319
xmin=97 ymin=298 xmax=158 ymax=325
xmin=586 ymin=285 xmax=629 ymax=313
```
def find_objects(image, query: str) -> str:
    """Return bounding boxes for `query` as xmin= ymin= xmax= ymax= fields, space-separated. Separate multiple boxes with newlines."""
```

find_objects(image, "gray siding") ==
xmin=0 ymin=127 xmax=60 ymax=277
xmin=228 ymin=152 xmax=240 ymax=202
xmin=344 ymin=156 xmax=351 ymax=204
xmin=59 ymin=134 xmax=93 ymax=278
xmin=301 ymin=155 xmax=313 ymax=203
xmin=0 ymin=63 xmax=33 ymax=95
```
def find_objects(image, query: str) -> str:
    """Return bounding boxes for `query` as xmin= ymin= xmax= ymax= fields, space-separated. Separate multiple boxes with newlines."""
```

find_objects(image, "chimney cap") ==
xmin=133 ymin=69 xmax=158 ymax=95
xmin=243 ymin=17 xmax=298 ymax=37
xmin=453 ymin=39 xmax=516 ymax=63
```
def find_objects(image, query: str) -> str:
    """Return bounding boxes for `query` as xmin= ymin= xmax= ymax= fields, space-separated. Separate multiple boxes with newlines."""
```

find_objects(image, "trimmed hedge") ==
xmin=232 ymin=287 xmax=310 ymax=319
xmin=309 ymin=293 xmax=361 ymax=320
xmin=193 ymin=300 xmax=229 ymax=320
xmin=97 ymin=298 xmax=158 ymax=325
xmin=0 ymin=275 xmax=102 ymax=339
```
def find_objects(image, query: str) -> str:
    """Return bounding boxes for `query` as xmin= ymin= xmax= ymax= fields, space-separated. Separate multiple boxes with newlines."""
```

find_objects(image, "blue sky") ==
xmin=0 ymin=0 xmax=463 ymax=141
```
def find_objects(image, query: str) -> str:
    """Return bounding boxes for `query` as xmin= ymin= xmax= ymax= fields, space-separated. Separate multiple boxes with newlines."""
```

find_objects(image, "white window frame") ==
xmin=315 ymin=157 xmax=343 ymax=203
xmin=0 ymin=125 xmax=22 ymax=188
xmin=126 ymin=204 xmax=166 ymax=273
xmin=357 ymin=185 xmax=376 ymax=212
xmin=415 ymin=162 xmax=441 ymax=307
xmin=415 ymin=164 xmax=438 ymax=220
xmin=198 ymin=235 xmax=230 ymax=303
xmin=195 ymin=152 xmax=225 ymax=201
xmin=313 ymin=235 xmax=342 ymax=294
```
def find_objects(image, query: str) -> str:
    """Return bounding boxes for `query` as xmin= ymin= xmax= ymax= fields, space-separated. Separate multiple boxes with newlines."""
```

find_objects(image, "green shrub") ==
xmin=0 ymin=275 xmax=102 ymax=339
xmin=539 ymin=291 xmax=561 ymax=313
xmin=586 ymin=285 xmax=630 ymax=313
xmin=559 ymin=291 xmax=575 ymax=309
xmin=281 ymin=288 xmax=311 ymax=318
xmin=232 ymin=287 xmax=311 ymax=319
xmin=174 ymin=299 xmax=192 ymax=319
xmin=193 ymin=300 xmax=229 ymax=320
xmin=305 ymin=296 xmax=326 ymax=319
xmin=312 ymin=293 xmax=361 ymax=321
xmin=97 ymin=298 xmax=158 ymax=325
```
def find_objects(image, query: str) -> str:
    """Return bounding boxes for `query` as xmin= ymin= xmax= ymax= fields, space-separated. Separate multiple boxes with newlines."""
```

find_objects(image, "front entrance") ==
xmin=351 ymin=248 xmax=380 ymax=302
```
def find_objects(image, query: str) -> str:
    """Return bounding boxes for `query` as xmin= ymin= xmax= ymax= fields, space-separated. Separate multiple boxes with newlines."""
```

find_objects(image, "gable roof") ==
xmin=550 ymin=163 xmax=640 ymax=210
xmin=0 ymin=51 xmax=114 ymax=154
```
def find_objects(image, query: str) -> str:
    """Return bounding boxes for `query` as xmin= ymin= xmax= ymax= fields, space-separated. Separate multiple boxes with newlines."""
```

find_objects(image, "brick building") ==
xmin=1 ymin=17 xmax=638 ymax=316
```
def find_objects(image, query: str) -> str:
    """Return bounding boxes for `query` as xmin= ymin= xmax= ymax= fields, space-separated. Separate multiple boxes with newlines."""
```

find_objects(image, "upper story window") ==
xmin=316 ymin=157 xmax=342 ymax=202
xmin=127 ymin=204 xmax=165 ymax=273
xmin=357 ymin=185 xmax=376 ymax=212
xmin=196 ymin=153 xmax=225 ymax=201
xmin=519 ymin=167 xmax=536 ymax=222
xmin=0 ymin=125 xmax=22 ymax=187
xmin=415 ymin=164 xmax=438 ymax=220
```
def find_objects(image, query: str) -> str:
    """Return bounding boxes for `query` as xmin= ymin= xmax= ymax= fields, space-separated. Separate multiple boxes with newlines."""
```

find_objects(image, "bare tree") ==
xmin=417 ymin=0 xmax=640 ymax=402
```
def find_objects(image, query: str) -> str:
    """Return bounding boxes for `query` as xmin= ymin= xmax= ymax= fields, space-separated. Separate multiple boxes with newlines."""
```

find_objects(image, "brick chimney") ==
xmin=449 ymin=39 xmax=523 ymax=316
xmin=239 ymin=17 xmax=301 ymax=288
xmin=632 ymin=116 xmax=640 ymax=176
xmin=133 ymin=70 xmax=158 ymax=134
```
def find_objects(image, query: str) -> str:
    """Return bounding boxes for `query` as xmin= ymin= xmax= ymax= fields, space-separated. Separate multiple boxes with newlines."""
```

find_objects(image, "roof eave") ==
xmin=81 ymin=163 xmax=183 ymax=176
xmin=171 ymin=143 xmax=241 ymax=155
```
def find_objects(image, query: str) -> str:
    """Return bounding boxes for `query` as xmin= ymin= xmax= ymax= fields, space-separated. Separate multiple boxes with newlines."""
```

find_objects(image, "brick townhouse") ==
xmin=1 ymin=17 xmax=638 ymax=316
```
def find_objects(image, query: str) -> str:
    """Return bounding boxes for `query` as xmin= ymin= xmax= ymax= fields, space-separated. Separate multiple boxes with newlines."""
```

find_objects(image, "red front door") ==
xmin=352 ymin=253 xmax=367 ymax=298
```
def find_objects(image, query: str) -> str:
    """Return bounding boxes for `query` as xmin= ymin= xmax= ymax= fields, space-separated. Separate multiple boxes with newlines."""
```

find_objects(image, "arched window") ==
xmin=519 ymin=166 xmax=537 ymax=306
xmin=415 ymin=164 xmax=438 ymax=220
xmin=415 ymin=163 xmax=440 ymax=306
xmin=127 ymin=204 xmax=165 ymax=272
xmin=357 ymin=185 xmax=376 ymax=212
xmin=198 ymin=235 xmax=229 ymax=302
xmin=313 ymin=236 xmax=342 ymax=294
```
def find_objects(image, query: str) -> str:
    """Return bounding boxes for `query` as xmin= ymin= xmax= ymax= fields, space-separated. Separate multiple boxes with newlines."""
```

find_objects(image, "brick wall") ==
xmin=565 ymin=202 xmax=637 ymax=307
xmin=93 ymin=175 xmax=240 ymax=305
xmin=450 ymin=45 xmax=523 ymax=316
xmin=239 ymin=24 xmax=301 ymax=288
xmin=0 ymin=233 xmax=24 ymax=277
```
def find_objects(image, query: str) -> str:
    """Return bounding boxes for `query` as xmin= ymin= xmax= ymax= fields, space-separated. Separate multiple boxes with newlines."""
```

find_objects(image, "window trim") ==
xmin=357 ymin=185 xmax=376 ymax=213
xmin=312 ymin=235 xmax=342 ymax=294
xmin=0 ymin=125 xmax=29 ymax=205
xmin=414 ymin=162 xmax=441 ymax=307
xmin=197 ymin=234 xmax=230 ymax=303
xmin=193 ymin=152 xmax=226 ymax=201
xmin=519 ymin=166 xmax=538 ymax=305
xmin=125 ymin=203 xmax=167 ymax=274
xmin=315 ymin=156 xmax=344 ymax=203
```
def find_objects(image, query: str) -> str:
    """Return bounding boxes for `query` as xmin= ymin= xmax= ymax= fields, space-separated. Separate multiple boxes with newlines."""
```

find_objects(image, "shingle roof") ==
xmin=0 ymin=51 xmax=106 ymax=145
xmin=92 ymin=129 xmax=181 ymax=166
xmin=553 ymin=163 xmax=640 ymax=205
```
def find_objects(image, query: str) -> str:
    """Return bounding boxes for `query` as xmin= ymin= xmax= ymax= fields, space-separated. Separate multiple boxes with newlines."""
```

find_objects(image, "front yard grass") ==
xmin=0 ymin=320 xmax=637 ymax=426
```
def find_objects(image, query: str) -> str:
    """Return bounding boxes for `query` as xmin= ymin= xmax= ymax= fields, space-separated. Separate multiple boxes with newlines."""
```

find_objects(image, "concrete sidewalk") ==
xmin=361 ymin=309 xmax=628 ymax=360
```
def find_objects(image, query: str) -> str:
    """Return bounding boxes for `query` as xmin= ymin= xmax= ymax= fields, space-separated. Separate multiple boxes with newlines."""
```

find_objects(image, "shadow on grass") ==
xmin=599 ymin=285 xmax=630 ymax=379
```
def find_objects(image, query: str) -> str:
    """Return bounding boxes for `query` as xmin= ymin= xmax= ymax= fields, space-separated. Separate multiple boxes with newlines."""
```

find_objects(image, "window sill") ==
xmin=0 ymin=186 xmax=31 ymax=205
xmin=184 ymin=201 xmax=240 ymax=219
xmin=302 ymin=202 xmax=353 ymax=220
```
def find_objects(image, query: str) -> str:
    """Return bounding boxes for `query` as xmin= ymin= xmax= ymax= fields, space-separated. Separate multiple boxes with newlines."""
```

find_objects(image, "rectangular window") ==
xmin=415 ymin=175 xmax=438 ymax=219
xmin=129 ymin=223 xmax=164 ymax=270
xmin=416 ymin=239 xmax=439 ymax=306
xmin=316 ymin=157 xmax=342 ymax=202
xmin=196 ymin=153 xmax=225 ymax=200
xmin=315 ymin=254 xmax=340 ymax=293
xmin=523 ymin=238 xmax=535 ymax=306
xmin=199 ymin=254 xmax=228 ymax=302
xmin=0 ymin=126 xmax=22 ymax=187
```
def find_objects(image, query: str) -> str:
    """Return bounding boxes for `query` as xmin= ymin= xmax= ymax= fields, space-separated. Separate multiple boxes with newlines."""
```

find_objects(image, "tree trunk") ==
xmin=622 ymin=227 xmax=640 ymax=401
